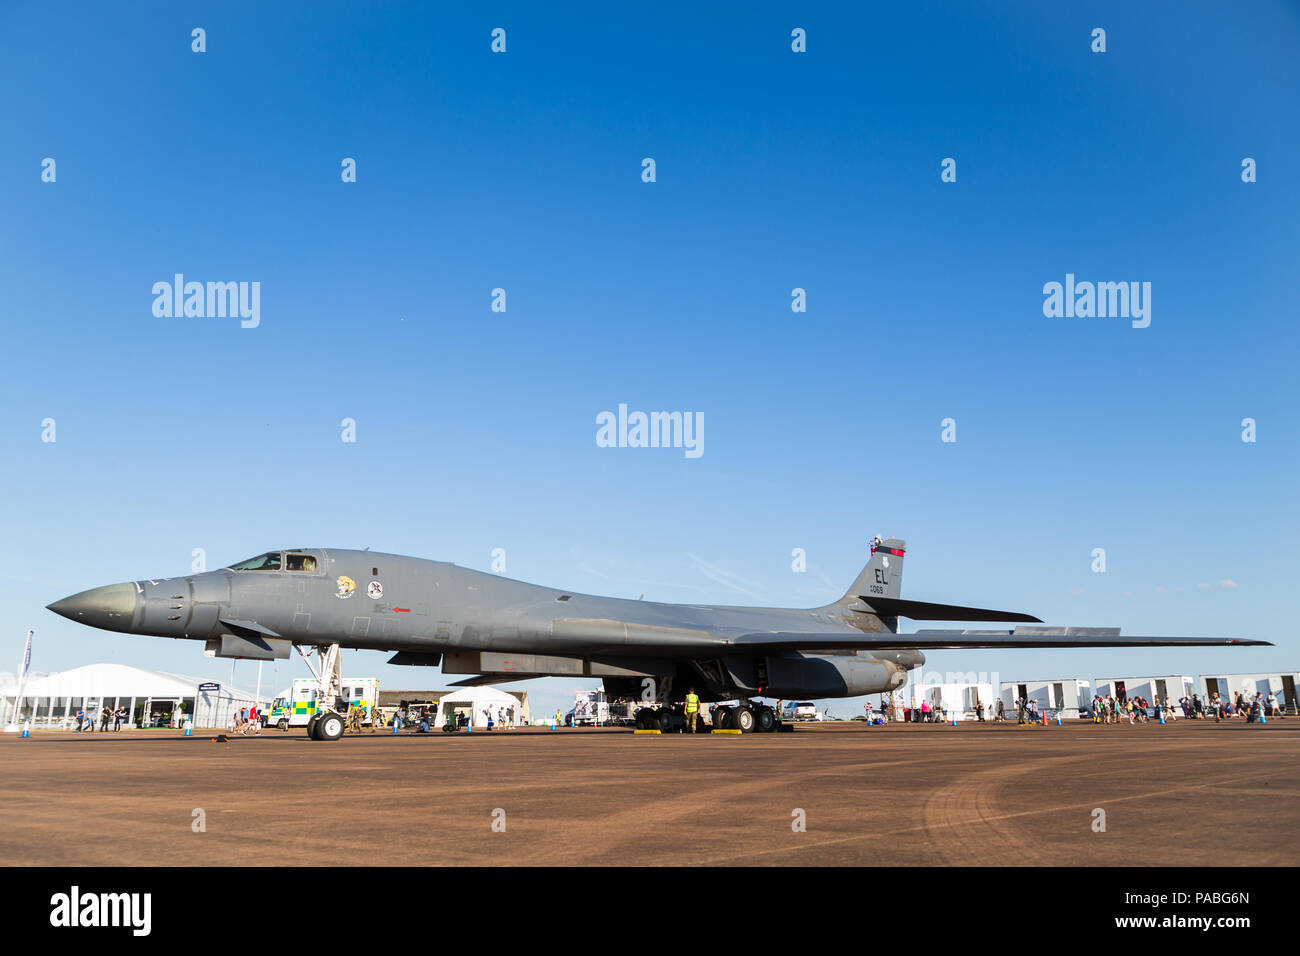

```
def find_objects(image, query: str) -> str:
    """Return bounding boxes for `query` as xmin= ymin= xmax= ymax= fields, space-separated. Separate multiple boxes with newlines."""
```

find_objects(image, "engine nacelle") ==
xmin=762 ymin=652 xmax=913 ymax=699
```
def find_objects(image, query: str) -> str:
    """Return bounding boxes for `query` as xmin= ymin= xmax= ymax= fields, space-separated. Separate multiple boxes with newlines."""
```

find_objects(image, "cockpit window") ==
xmin=227 ymin=552 xmax=282 ymax=572
xmin=284 ymin=553 xmax=318 ymax=572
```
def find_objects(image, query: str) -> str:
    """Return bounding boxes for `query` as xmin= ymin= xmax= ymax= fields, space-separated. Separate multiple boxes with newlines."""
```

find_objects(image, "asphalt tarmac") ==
xmin=3 ymin=719 xmax=1296 ymax=866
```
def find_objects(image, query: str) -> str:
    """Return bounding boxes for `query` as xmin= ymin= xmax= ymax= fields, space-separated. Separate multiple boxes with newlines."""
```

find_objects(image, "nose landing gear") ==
xmin=309 ymin=711 xmax=345 ymax=741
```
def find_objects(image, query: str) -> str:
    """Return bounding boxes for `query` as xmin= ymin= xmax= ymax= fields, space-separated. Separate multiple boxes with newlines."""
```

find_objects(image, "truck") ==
xmin=568 ymin=689 xmax=609 ymax=726
xmin=288 ymin=677 xmax=380 ymax=729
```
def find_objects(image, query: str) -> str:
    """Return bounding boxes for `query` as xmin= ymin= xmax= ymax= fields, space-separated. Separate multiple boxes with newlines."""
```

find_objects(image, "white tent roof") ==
xmin=437 ymin=685 xmax=524 ymax=726
xmin=438 ymin=686 xmax=520 ymax=706
xmin=7 ymin=663 xmax=260 ymax=700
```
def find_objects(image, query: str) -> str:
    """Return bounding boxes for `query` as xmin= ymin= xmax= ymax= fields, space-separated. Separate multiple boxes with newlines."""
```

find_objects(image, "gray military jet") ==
xmin=47 ymin=538 xmax=1268 ymax=739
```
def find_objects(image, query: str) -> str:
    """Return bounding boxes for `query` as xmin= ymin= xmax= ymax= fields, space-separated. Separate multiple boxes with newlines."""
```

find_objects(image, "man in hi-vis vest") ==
xmin=685 ymin=688 xmax=701 ymax=733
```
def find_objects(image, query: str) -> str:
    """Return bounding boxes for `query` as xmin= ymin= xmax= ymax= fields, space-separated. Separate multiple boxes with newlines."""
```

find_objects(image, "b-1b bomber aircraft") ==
xmin=47 ymin=538 xmax=1268 ymax=739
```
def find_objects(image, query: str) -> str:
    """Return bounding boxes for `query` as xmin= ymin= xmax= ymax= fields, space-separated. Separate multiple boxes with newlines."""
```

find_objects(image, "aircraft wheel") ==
xmin=317 ymin=711 xmax=345 ymax=741
xmin=714 ymin=709 xmax=731 ymax=730
xmin=655 ymin=709 xmax=672 ymax=733
xmin=756 ymin=706 xmax=776 ymax=733
xmin=306 ymin=715 xmax=321 ymax=740
xmin=733 ymin=707 xmax=755 ymax=733
xmin=635 ymin=709 xmax=651 ymax=730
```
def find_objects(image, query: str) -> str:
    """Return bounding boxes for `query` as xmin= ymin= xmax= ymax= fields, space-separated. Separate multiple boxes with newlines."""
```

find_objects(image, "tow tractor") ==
xmin=633 ymin=699 xmax=782 ymax=733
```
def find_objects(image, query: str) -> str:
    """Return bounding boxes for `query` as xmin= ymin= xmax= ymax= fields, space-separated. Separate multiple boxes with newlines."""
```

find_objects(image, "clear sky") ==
xmin=2 ymin=1 xmax=1297 ymax=716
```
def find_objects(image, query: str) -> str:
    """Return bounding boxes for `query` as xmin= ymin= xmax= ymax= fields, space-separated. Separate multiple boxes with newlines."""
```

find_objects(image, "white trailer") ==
xmin=1093 ymin=675 xmax=1194 ymax=707
xmin=1000 ymin=679 xmax=1092 ymax=718
xmin=1199 ymin=672 xmax=1299 ymax=711
xmin=907 ymin=680 xmax=996 ymax=720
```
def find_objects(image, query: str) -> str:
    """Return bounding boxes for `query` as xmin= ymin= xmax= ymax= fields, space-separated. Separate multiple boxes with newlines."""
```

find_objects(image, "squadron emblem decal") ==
xmin=335 ymin=575 xmax=356 ymax=599
xmin=367 ymin=580 xmax=384 ymax=600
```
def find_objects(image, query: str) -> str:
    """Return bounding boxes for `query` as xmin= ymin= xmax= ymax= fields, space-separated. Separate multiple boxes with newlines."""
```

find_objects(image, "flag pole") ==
xmin=4 ymin=630 xmax=34 ymax=732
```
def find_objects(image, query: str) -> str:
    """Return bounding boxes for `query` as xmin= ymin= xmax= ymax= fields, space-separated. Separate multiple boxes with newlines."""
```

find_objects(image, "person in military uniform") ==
xmin=346 ymin=704 xmax=363 ymax=733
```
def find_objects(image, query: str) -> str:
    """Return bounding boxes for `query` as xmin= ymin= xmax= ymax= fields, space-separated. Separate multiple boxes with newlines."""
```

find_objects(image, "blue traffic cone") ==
xmin=1259 ymin=710 xmax=1267 ymax=724
xmin=20 ymin=719 xmax=31 ymax=738
xmin=1158 ymin=711 xmax=1166 ymax=724
xmin=1055 ymin=714 xmax=1062 ymax=726
xmin=184 ymin=722 xmax=192 ymax=736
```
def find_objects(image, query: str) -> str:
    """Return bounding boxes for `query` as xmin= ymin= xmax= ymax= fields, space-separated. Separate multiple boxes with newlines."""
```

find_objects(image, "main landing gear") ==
xmin=635 ymin=701 xmax=780 ymax=733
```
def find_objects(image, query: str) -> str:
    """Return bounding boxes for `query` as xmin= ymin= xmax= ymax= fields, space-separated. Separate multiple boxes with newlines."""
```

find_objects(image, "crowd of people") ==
xmin=232 ymin=705 xmax=262 ymax=735
xmin=1086 ymin=690 xmax=1285 ymax=724
xmin=396 ymin=702 xmax=519 ymax=732
xmin=72 ymin=705 xmax=129 ymax=733
xmin=854 ymin=687 xmax=1290 ymax=727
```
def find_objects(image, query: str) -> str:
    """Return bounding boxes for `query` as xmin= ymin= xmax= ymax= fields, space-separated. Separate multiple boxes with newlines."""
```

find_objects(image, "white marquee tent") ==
xmin=1 ymin=662 xmax=264 ymax=730
xmin=436 ymin=686 xmax=529 ymax=728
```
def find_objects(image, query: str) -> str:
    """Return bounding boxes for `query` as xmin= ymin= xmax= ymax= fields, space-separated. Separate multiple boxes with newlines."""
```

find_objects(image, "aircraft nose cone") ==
xmin=47 ymin=582 xmax=139 ymax=632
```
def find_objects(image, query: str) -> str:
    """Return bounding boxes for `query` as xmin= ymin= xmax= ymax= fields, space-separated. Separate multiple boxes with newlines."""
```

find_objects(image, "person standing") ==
xmin=684 ymin=687 xmax=700 ymax=733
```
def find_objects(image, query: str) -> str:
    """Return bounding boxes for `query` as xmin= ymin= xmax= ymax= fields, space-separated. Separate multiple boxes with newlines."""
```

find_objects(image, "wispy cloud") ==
xmin=577 ymin=563 xmax=709 ymax=595
xmin=686 ymin=553 xmax=763 ymax=599
xmin=1159 ymin=580 xmax=1240 ymax=594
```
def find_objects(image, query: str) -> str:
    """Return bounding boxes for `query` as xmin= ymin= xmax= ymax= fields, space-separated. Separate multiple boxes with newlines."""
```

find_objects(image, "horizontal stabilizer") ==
xmin=859 ymin=597 xmax=1042 ymax=622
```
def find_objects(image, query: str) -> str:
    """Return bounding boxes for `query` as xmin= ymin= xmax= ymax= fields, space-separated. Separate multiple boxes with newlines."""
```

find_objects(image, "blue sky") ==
xmin=2 ymin=1 xmax=1297 ymax=715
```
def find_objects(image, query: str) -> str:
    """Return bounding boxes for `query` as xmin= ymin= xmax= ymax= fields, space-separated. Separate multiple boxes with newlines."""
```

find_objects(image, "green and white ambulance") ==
xmin=267 ymin=692 xmax=292 ymax=730
xmin=288 ymin=677 xmax=380 ymax=729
